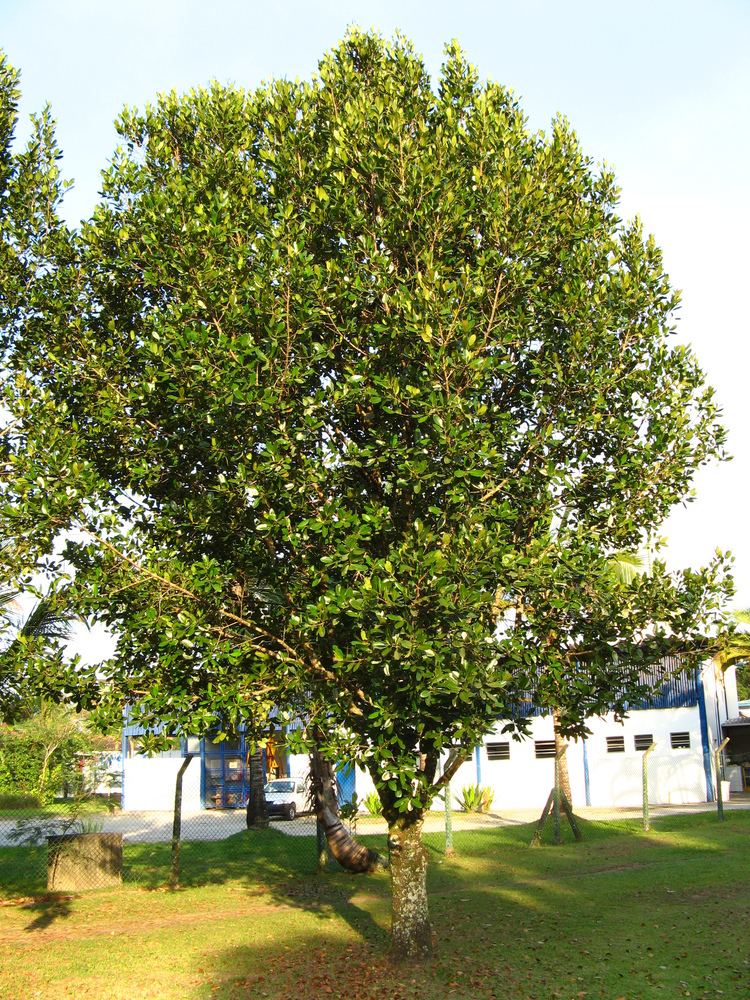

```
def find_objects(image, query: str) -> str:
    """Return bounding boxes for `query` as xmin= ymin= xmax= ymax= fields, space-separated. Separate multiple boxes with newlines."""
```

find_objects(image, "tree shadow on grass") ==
xmin=193 ymin=824 xmax=592 ymax=992
xmin=155 ymin=827 xmax=392 ymax=947
xmin=0 ymin=842 xmax=78 ymax=934
xmin=192 ymin=833 xmax=594 ymax=1000
xmin=4 ymin=813 xmax=747 ymax=964
xmin=22 ymin=893 xmax=75 ymax=931
xmin=195 ymin=815 xmax=750 ymax=1000
xmin=0 ymin=844 xmax=47 ymax=897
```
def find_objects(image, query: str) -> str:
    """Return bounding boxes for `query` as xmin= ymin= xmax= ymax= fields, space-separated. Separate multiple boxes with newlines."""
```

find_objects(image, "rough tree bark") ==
xmin=388 ymin=817 xmax=431 ymax=960
xmin=245 ymin=748 xmax=268 ymax=829
xmin=553 ymin=708 xmax=572 ymax=805
xmin=374 ymin=745 xmax=460 ymax=960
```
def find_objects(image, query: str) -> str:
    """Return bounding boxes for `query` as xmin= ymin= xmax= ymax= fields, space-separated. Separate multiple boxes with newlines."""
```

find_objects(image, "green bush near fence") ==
xmin=0 ymin=792 xmax=42 ymax=811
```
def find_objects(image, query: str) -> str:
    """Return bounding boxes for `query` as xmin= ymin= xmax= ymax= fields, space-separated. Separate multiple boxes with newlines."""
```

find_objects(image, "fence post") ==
xmin=169 ymin=753 xmax=194 ymax=889
xmin=714 ymin=737 xmax=730 ymax=821
xmin=642 ymin=742 xmax=656 ymax=831
xmin=316 ymin=819 xmax=329 ymax=872
xmin=444 ymin=778 xmax=454 ymax=856
xmin=553 ymin=752 xmax=561 ymax=845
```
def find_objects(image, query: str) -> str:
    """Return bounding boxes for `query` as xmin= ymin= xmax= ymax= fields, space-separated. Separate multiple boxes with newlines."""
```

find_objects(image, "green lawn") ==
xmin=0 ymin=813 xmax=747 ymax=999
xmin=0 ymin=794 xmax=121 ymax=819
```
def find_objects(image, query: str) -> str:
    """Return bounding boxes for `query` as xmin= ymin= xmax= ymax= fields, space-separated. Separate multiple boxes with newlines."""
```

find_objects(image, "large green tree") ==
xmin=0 ymin=36 xmax=731 ymax=957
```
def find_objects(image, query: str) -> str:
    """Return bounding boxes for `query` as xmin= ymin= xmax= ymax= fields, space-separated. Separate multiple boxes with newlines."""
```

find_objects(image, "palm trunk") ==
xmin=553 ymin=708 xmax=572 ymax=805
xmin=245 ymin=748 xmax=268 ymax=828
xmin=308 ymin=743 xmax=385 ymax=873
xmin=388 ymin=817 xmax=431 ymax=960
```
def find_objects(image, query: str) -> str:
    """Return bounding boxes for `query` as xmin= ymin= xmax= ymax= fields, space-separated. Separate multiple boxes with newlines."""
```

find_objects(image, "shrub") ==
xmin=458 ymin=784 xmax=494 ymax=813
xmin=363 ymin=791 xmax=382 ymax=816
xmin=0 ymin=791 xmax=42 ymax=810
xmin=339 ymin=792 xmax=360 ymax=820
xmin=0 ymin=707 xmax=94 ymax=803
xmin=0 ymin=732 xmax=47 ymax=797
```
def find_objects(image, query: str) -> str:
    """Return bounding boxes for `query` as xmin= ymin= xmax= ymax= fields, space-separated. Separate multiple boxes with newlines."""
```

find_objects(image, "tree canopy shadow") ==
xmin=194 ymin=813 xmax=750 ymax=999
xmin=22 ymin=893 xmax=75 ymax=932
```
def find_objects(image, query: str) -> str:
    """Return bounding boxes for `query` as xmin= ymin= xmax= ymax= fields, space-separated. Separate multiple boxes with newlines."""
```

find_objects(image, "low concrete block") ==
xmin=47 ymin=832 xmax=123 ymax=891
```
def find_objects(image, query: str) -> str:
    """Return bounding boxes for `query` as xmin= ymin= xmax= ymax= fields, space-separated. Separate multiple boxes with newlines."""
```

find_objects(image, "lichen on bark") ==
xmin=388 ymin=818 xmax=432 ymax=960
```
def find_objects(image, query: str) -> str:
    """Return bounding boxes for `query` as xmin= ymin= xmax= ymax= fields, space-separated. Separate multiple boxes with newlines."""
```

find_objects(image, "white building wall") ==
xmin=353 ymin=764 xmax=376 ymax=802
xmin=723 ymin=665 xmax=739 ymax=720
xmin=287 ymin=753 xmax=310 ymax=781
xmin=123 ymin=756 xmax=202 ymax=812
xmin=582 ymin=707 xmax=706 ymax=806
xmin=478 ymin=716 xmax=561 ymax=810
xmin=354 ymin=706 xmax=710 ymax=813
xmin=354 ymin=706 xmax=709 ymax=812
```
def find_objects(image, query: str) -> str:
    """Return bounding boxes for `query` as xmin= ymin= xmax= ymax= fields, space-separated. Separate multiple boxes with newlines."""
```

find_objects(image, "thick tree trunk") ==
xmin=245 ymin=748 xmax=268 ymax=829
xmin=388 ymin=818 xmax=432 ymax=960
xmin=308 ymin=745 xmax=385 ymax=873
xmin=553 ymin=709 xmax=572 ymax=805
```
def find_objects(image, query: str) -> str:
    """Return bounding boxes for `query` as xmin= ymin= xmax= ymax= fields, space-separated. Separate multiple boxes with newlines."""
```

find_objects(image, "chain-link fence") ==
xmin=1 ymin=735 xmax=746 ymax=897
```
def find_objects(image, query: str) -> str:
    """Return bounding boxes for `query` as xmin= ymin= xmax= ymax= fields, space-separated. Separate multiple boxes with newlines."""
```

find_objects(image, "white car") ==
xmin=264 ymin=777 xmax=309 ymax=820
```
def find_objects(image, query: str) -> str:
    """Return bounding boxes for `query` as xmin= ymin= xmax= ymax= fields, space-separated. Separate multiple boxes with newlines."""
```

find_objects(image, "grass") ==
xmin=0 ymin=794 xmax=121 ymax=819
xmin=0 ymin=812 xmax=747 ymax=999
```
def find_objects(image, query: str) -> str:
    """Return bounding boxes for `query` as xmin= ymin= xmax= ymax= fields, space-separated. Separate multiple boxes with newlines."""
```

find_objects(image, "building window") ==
xmin=634 ymin=734 xmax=654 ymax=752
xmin=670 ymin=731 xmax=691 ymax=749
xmin=486 ymin=742 xmax=510 ymax=761
xmin=535 ymin=740 xmax=556 ymax=759
xmin=606 ymin=736 xmax=625 ymax=753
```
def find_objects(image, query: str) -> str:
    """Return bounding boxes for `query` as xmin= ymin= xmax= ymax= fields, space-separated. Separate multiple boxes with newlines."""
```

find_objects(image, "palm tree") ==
xmin=715 ymin=609 xmax=750 ymax=701
xmin=0 ymin=589 xmax=77 ymax=721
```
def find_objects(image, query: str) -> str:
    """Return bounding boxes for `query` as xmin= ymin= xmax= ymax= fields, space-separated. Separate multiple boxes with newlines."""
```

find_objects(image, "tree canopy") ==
xmin=0 ymin=34 xmax=732 ymax=956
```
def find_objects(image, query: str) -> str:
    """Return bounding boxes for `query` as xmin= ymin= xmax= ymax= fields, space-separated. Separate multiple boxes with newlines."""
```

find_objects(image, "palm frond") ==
xmin=0 ymin=587 xmax=20 ymax=613
xmin=19 ymin=598 xmax=75 ymax=641
xmin=606 ymin=551 xmax=646 ymax=587
xmin=715 ymin=634 xmax=750 ymax=670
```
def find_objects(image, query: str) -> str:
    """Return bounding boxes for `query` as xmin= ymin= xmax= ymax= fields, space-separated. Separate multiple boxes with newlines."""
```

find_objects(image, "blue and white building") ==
xmin=121 ymin=661 xmax=742 ymax=812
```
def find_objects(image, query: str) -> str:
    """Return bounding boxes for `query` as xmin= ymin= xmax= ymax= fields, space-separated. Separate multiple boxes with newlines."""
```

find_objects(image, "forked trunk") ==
xmin=388 ymin=818 xmax=431 ymax=960
xmin=553 ymin=708 xmax=572 ymax=805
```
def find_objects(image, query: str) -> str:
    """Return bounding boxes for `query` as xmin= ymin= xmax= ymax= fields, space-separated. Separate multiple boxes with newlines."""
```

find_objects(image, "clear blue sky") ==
xmin=2 ymin=0 xmax=749 ymax=623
